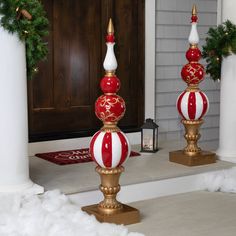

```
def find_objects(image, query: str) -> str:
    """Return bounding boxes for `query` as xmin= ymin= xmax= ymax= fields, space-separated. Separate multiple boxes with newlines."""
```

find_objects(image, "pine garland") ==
xmin=0 ymin=0 xmax=49 ymax=79
xmin=202 ymin=20 xmax=236 ymax=81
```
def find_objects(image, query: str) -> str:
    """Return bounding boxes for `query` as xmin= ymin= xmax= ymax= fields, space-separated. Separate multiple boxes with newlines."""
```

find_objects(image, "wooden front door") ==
xmin=28 ymin=0 xmax=144 ymax=142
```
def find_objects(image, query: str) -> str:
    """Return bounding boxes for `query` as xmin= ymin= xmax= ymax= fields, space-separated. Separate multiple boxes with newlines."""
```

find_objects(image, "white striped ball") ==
xmin=176 ymin=91 xmax=209 ymax=120
xmin=90 ymin=130 xmax=131 ymax=168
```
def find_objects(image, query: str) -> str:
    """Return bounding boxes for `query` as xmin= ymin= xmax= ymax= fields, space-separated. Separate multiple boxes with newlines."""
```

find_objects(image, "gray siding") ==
xmin=155 ymin=0 xmax=219 ymax=149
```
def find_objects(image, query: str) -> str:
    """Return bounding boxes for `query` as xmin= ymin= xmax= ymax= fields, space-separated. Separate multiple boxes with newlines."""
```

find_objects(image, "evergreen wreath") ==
xmin=202 ymin=20 xmax=236 ymax=81
xmin=0 ymin=0 xmax=49 ymax=79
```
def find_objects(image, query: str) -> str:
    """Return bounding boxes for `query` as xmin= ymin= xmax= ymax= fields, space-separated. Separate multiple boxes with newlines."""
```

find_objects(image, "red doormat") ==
xmin=35 ymin=148 xmax=140 ymax=165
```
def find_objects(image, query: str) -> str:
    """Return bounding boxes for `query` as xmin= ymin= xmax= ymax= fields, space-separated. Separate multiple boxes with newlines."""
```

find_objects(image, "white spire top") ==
xmin=103 ymin=19 xmax=117 ymax=72
xmin=103 ymin=43 xmax=118 ymax=71
xmin=188 ymin=4 xmax=199 ymax=45
xmin=188 ymin=22 xmax=199 ymax=45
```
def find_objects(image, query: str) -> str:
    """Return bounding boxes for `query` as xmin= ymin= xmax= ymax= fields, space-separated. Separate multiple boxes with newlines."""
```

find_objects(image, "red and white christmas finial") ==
xmin=177 ymin=5 xmax=209 ymax=121
xmin=83 ymin=19 xmax=140 ymax=225
xmin=90 ymin=18 xmax=131 ymax=168
xmin=170 ymin=5 xmax=216 ymax=166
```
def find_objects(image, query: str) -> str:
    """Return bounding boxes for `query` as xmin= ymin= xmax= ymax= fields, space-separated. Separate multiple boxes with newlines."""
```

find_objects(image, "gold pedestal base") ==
xmin=82 ymin=204 xmax=140 ymax=225
xmin=82 ymin=166 xmax=140 ymax=225
xmin=169 ymin=150 xmax=216 ymax=166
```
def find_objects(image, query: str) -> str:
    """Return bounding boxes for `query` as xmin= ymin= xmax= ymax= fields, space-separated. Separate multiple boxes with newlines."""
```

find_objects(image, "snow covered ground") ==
xmin=205 ymin=166 xmax=236 ymax=193
xmin=0 ymin=190 xmax=144 ymax=236
xmin=2 ymin=163 xmax=236 ymax=235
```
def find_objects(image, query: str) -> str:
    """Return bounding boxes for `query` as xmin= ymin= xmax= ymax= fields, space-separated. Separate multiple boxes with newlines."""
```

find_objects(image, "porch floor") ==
xmin=29 ymin=141 xmax=235 ymax=195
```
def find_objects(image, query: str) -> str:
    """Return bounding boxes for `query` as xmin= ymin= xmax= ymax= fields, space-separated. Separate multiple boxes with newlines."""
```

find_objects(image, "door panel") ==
xmin=28 ymin=0 xmax=144 ymax=142
xmin=28 ymin=0 xmax=102 ymax=140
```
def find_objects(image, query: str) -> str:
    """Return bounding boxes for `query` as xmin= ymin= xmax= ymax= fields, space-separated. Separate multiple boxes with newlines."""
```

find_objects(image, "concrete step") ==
xmin=29 ymin=141 xmax=235 ymax=205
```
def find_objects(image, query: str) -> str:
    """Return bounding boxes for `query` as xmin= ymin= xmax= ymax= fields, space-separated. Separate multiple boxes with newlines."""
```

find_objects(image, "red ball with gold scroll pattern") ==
xmin=90 ymin=130 xmax=131 ymax=168
xmin=95 ymin=94 xmax=125 ymax=123
xmin=181 ymin=62 xmax=204 ymax=85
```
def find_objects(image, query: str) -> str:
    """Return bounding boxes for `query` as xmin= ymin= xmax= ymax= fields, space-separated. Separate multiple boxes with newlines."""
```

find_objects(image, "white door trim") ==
xmin=145 ymin=0 xmax=156 ymax=119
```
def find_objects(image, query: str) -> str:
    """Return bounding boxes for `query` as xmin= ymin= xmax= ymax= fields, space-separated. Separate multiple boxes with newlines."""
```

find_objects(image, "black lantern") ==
xmin=141 ymin=118 xmax=159 ymax=153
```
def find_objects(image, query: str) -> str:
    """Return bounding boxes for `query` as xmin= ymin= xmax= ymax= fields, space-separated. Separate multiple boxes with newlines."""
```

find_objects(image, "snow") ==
xmin=0 ymin=189 xmax=144 ymax=236
xmin=204 ymin=167 xmax=236 ymax=193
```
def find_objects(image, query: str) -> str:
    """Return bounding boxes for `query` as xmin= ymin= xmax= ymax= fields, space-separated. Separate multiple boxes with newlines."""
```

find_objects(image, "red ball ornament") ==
xmin=186 ymin=47 xmax=201 ymax=62
xmin=95 ymin=94 xmax=125 ymax=123
xmin=181 ymin=63 xmax=204 ymax=85
xmin=100 ymin=76 xmax=120 ymax=94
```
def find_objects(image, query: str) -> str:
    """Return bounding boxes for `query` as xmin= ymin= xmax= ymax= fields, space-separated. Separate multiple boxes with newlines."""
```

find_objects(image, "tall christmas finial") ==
xmin=82 ymin=19 xmax=140 ymax=225
xmin=169 ymin=5 xmax=216 ymax=166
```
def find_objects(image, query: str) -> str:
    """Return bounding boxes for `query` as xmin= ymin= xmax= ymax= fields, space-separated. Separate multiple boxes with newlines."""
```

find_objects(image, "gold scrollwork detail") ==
xmin=97 ymin=95 xmax=126 ymax=122
xmin=184 ymin=63 xmax=203 ymax=84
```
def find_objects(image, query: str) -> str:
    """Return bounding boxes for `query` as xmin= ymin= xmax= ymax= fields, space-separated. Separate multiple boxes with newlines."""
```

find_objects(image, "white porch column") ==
xmin=0 ymin=24 xmax=43 ymax=193
xmin=217 ymin=0 xmax=236 ymax=162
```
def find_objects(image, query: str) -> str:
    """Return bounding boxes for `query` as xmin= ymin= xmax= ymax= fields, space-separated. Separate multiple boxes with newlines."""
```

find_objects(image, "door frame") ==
xmin=145 ymin=0 xmax=155 ymax=120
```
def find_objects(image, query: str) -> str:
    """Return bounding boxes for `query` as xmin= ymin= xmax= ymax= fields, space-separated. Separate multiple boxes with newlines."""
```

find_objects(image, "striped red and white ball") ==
xmin=90 ymin=130 xmax=131 ymax=168
xmin=176 ymin=91 xmax=209 ymax=120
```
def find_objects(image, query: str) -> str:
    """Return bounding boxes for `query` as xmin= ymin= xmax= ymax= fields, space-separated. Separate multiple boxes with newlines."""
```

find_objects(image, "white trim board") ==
xmin=217 ymin=0 xmax=222 ymax=25
xmin=145 ymin=0 xmax=156 ymax=119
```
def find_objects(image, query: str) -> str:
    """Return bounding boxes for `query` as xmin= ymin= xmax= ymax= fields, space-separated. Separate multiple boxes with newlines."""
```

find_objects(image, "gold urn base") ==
xmin=169 ymin=150 xmax=216 ymax=166
xmin=82 ymin=204 xmax=140 ymax=225
xmin=169 ymin=119 xmax=216 ymax=166
xmin=82 ymin=166 xmax=140 ymax=225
